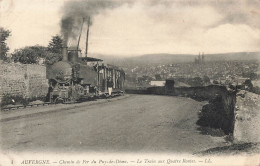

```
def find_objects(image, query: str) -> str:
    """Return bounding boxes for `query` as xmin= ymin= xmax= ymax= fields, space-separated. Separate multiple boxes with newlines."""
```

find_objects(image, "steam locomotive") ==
xmin=46 ymin=47 xmax=125 ymax=103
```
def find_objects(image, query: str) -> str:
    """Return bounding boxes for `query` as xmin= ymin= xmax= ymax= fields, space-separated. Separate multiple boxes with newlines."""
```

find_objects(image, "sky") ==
xmin=0 ymin=0 xmax=260 ymax=57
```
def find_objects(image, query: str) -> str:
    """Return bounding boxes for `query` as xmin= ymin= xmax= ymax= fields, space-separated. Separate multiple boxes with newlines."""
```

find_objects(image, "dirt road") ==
xmin=0 ymin=95 xmax=225 ymax=153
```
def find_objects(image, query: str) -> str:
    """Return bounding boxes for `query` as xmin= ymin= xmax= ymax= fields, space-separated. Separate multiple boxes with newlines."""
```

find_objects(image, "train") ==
xmin=46 ymin=46 xmax=125 ymax=103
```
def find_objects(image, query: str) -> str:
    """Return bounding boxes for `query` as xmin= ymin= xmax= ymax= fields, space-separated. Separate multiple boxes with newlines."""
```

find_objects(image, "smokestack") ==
xmin=85 ymin=17 xmax=90 ymax=59
xmin=60 ymin=0 xmax=130 ymax=58
xmin=69 ymin=49 xmax=79 ymax=63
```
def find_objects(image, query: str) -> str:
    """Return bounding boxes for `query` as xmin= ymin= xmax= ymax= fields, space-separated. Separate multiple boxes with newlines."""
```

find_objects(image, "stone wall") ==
xmin=234 ymin=91 xmax=260 ymax=142
xmin=0 ymin=62 xmax=49 ymax=103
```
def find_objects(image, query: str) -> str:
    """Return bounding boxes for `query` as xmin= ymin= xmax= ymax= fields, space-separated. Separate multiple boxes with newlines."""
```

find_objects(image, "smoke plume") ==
xmin=60 ymin=0 xmax=131 ymax=46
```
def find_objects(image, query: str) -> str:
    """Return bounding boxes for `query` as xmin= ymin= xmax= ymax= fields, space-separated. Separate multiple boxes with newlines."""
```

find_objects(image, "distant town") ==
xmin=121 ymin=54 xmax=259 ymax=91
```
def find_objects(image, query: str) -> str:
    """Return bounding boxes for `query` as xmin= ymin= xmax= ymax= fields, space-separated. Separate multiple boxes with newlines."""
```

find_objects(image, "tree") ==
xmin=0 ymin=27 xmax=11 ymax=60
xmin=244 ymin=79 xmax=253 ymax=91
xmin=11 ymin=45 xmax=47 ymax=64
xmin=188 ymin=77 xmax=203 ymax=87
xmin=249 ymin=72 xmax=257 ymax=80
xmin=203 ymin=75 xmax=211 ymax=85
xmin=45 ymin=35 xmax=63 ymax=65
xmin=242 ymin=72 xmax=258 ymax=80
xmin=45 ymin=52 xmax=62 ymax=65
xmin=213 ymin=80 xmax=219 ymax=84
xmin=155 ymin=74 xmax=162 ymax=81
xmin=47 ymin=35 xmax=63 ymax=54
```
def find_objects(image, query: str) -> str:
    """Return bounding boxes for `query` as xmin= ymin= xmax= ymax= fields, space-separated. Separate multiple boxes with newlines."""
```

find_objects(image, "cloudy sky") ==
xmin=0 ymin=0 xmax=260 ymax=56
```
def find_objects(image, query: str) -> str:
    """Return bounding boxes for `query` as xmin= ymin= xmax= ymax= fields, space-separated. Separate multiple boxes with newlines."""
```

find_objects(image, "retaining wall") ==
xmin=0 ymin=62 xmax=49 ymax=103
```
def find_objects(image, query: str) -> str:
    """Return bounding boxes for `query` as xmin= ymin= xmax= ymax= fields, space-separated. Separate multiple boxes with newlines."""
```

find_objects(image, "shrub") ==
xmin=196 ymin=96 xmax=231 ymax=134
xmin=1 ymin=94 xmax=46 ymax=109
xmin=1 ymin=94 xmax=28 ymax=108
xmin=252 ymin=86 xmax=260 ymax=95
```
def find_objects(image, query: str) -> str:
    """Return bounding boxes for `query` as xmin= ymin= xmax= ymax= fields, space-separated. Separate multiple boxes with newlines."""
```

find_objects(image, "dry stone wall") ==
xmin=0 ymin=62 xmax=49 ymax=103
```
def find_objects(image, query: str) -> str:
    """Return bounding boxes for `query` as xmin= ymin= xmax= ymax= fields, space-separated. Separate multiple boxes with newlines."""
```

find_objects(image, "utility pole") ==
xmin=0 ymin=30 xmax=2 ymax=60
xmin=77 ymin=17 xmax=85 ymax=56
xmin=85 ymin=16 xmax=90 ymax=58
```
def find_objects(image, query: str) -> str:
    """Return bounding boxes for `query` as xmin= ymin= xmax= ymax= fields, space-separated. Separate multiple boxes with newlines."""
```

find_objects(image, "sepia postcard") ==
xmin=0 ymin=0 xmax=260 ymax=165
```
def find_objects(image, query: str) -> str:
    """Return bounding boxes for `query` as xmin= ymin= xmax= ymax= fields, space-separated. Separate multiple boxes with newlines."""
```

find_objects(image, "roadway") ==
xmin=0 ymin=94 xmax=225 ymax=153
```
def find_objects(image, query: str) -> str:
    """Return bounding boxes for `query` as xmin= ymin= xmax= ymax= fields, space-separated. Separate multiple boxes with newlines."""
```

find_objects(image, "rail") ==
xmin=1 ymin=91 xmax=124 ymax=111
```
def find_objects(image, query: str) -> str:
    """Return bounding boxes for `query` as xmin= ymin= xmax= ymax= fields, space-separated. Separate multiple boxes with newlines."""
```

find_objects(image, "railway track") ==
xmin=1 ymin=92 xmax=124 ymax=111
xmin=1 ymin=102 xmax=53 ymax=111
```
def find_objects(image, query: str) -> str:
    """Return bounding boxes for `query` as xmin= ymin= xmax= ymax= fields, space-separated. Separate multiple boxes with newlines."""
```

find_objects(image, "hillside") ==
xmin=89 ymin=52 xmax=260 ymax=66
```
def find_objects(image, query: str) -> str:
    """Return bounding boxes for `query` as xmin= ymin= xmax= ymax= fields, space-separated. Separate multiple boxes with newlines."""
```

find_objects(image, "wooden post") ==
xmin=85 ymin=17 xmax=90 ymax=60
xmin=112 ymin=69 xmax=116 ymax=88
xmin=0 ymin=31 xmax=2 ymax=59
xmin=77 ymin=18 xmax=85 ymax=55
xmin=97 ymin=62 xmax=99 ymax=87
xmin=104 ymin=66 xmax=107 ymax=92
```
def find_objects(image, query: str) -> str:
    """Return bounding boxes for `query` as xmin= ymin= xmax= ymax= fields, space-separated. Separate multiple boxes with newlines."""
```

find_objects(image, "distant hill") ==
xmin=205 ymin=52 xmax=260 ymax=61
xmin=89 ymin=52 xmax=260 ymax=66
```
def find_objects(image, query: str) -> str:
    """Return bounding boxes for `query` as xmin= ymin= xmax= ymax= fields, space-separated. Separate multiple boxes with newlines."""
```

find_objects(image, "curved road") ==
xmin=0 ymin=95 xmax=225 ymax=153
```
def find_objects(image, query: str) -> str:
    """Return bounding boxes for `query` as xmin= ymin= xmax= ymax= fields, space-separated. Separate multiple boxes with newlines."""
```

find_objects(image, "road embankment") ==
xmin=233 ymin=91 xmax=260 ymax=143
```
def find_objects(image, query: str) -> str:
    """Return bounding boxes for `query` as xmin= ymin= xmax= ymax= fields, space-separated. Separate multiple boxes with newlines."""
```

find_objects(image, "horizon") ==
xmin=86 ymin=51 xmax=260 ymax=59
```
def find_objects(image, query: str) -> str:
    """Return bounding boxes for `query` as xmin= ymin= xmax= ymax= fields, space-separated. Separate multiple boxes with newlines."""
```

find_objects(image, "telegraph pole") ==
xmin=0 ymin=30 xmax=2 ymax=60
xmin=77 ymin=17 xmax=85 ymax=55
xmin=85 ymin=16 xmax=90 ymax=58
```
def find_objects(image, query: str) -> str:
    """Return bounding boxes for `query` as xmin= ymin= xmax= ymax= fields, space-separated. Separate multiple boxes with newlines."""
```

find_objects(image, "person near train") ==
xmin=107 ymin=77 xmax=114 ymax=96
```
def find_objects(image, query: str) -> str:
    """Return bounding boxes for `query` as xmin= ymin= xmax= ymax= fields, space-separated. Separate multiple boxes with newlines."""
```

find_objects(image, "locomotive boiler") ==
xmin=46 ymin=46 xmax=125 ymax=103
